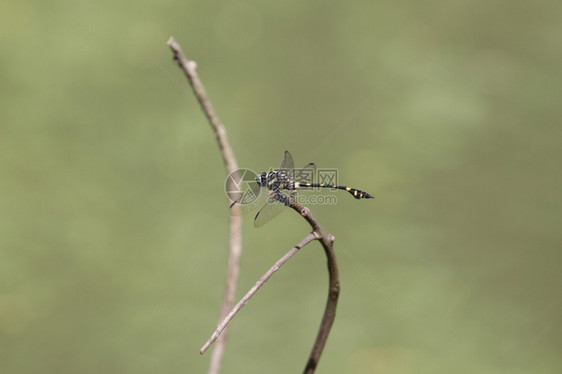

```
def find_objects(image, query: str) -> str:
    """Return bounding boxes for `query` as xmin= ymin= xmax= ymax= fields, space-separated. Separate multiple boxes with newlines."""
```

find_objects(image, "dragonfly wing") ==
xmin=253 ymin=192 xmax=289 ymax=228
xmin=280 ymin=151 xmax=294 ymax=171
xmin=229 ymin=183 xmax=268 ymax=216
xmin=298 ymin=162 xmax=317 ymax=184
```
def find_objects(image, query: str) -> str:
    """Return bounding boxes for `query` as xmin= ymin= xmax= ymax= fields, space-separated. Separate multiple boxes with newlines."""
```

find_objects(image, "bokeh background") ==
xmin=1 ymin=1 xmax=561 ymax=373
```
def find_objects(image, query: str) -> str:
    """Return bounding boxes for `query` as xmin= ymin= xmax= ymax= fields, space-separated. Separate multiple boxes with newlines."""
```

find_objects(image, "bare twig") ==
xmin=167 ymin=36 xmax=242 ymax=374
xmin=200 ymin=231 xmax=318 ymax=354
xmin=286 ymin=199 xmax=339 ymax=374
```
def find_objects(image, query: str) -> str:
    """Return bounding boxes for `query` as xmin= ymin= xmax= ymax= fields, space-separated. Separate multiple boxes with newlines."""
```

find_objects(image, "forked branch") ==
xmin=200 ymin=196 xmax=340 ymax=374
xmin=168 ymin=37 xmax=340 ymax=374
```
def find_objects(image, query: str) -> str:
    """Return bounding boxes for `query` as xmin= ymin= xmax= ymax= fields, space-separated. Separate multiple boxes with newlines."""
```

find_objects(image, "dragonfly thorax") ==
xmin=256 ymin=170 xmax=295 ymax=191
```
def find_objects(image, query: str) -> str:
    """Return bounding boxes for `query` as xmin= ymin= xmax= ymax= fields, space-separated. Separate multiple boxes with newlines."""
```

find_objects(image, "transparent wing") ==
xmin=229 ymin=182 xmax=268 ymax=216
xmin=253 ymin=191 xmax=290 ymax=228
xmin=280 ymin=151 xmax=294 ymax=171
xmin=297 ymin=162 xmax=317 ymax=184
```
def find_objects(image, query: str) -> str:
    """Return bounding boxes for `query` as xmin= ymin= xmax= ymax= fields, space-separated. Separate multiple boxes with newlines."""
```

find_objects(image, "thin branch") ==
xmin=200 ymin=231 xmax=318 ymax=354
xmin=285 ymin=199 xmax=340 ymax=374
xmin=167 ymin=36 xmax=242 ymax=374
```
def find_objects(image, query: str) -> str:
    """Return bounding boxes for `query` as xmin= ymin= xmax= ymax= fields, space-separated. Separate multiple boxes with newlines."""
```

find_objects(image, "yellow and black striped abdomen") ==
xmin=294 ymin=182 xmax=374 ymax=199
xmin=342 ymin=186 xmax=373 ymax=199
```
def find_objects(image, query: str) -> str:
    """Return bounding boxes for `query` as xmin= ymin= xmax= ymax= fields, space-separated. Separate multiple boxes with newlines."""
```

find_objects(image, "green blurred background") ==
xmin=1 ymin=1 xmax=561 ymax=373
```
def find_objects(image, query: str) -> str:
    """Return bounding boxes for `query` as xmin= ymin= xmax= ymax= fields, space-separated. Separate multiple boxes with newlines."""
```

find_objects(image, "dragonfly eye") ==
xmin=256 ymin=172 xmax=266 ymax=185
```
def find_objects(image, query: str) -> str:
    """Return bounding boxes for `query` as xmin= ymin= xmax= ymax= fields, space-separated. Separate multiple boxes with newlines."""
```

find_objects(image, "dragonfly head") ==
xmin=256 ymin=172 xmax=267 ymax=187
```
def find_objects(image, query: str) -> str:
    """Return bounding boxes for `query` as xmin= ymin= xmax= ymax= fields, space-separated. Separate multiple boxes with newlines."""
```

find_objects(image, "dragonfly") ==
xmin=230 ymin=151 xmax=373 ymax=228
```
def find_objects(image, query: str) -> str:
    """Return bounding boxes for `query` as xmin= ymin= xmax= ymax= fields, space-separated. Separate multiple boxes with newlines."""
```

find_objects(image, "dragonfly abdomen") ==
xmin=294 ymin=182 xmax=374 ymax=199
